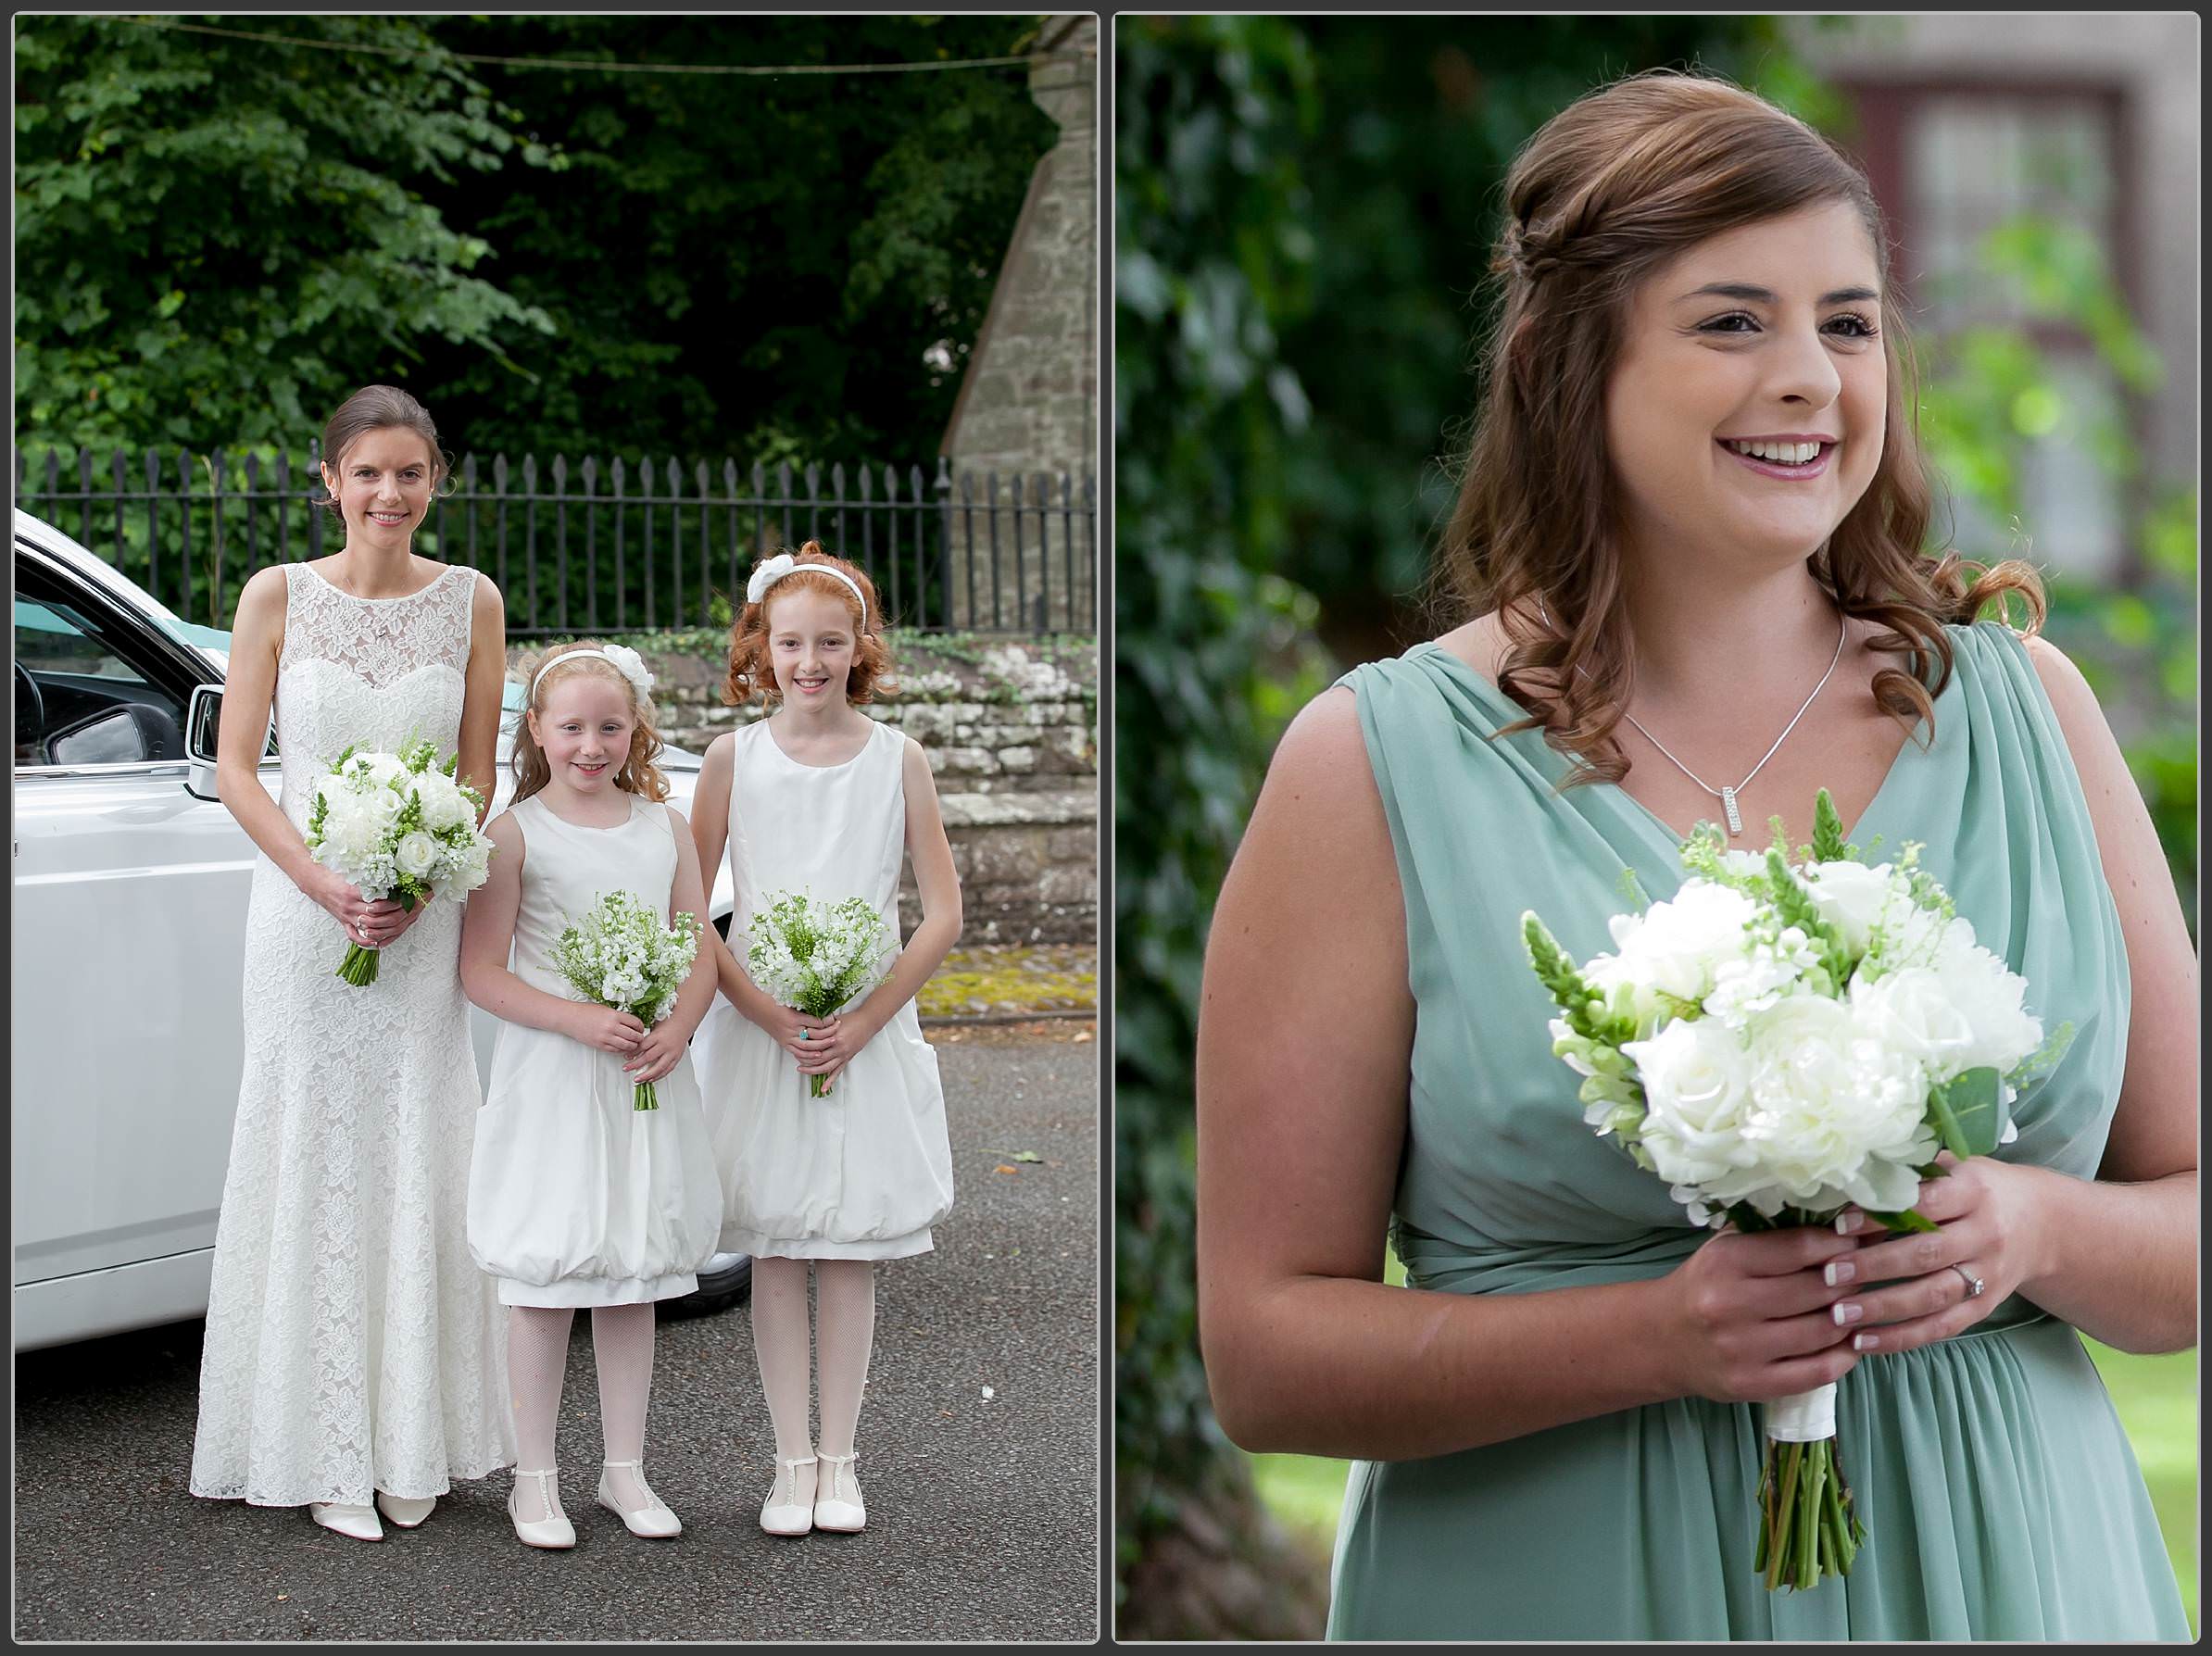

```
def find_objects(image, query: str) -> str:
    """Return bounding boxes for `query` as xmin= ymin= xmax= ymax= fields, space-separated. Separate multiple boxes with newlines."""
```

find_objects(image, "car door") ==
xmin=11 ymin=544 xmax=271 ymax=1344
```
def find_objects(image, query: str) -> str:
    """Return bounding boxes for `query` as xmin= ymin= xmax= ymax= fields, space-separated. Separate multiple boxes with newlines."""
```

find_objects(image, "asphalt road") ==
xmin=12 ymin=1032 xmax=1101 ymax=1642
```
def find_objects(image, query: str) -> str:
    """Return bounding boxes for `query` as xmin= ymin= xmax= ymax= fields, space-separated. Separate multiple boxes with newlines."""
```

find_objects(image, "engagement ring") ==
xmin=1952 ymin=1263 xmax=1987 ymax=1298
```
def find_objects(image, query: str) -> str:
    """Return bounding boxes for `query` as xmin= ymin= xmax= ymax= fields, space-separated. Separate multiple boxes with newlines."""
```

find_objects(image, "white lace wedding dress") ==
xmin=189 ymin=561 xmax=514 ymax=1507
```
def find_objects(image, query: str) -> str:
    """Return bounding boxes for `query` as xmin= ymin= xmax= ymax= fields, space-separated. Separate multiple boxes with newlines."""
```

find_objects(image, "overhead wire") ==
xmin=111 ymin=15 xmax=1087 ymax=77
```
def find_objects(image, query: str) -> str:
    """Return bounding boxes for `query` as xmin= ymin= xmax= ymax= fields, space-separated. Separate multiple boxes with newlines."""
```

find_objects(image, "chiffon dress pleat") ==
xmin=1325 ymin=621 xmax=2189 ymax=1640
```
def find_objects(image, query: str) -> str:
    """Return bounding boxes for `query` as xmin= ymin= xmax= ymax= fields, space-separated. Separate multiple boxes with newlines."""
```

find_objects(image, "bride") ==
xmin=189 ymin=385 xmax=516 ymax=1539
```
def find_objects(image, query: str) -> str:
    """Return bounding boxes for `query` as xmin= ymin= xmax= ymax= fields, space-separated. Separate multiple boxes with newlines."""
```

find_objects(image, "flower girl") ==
xmin=459 ymin=642 xmax=724 ymax=1549
xmin=690 ymin=543 xmax=961 ymax=1537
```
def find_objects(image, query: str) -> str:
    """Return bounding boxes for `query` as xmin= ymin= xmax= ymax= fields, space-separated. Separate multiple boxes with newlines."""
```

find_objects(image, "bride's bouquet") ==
xmin=1521 ymin=791 xmax=2067 ymax=1591
xmin=550 ymin=892 xmax=701 ymax=1110
xmin=746 ymin=891 xmax=895 ymax=1097
xmin=305 ymin=739 xmax=494 ymax=985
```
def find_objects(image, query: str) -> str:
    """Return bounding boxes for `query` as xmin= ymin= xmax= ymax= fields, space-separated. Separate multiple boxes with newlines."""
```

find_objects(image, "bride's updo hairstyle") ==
xmin=723 ymin=540 xmax=897 ymax=708
xmin=510 ymin=641 xmax=672 ymax=804
xmin=313 ymin=384 xmax=454 ymax=513
xmin=1440 ymin=69 xmax=2044 ymax=785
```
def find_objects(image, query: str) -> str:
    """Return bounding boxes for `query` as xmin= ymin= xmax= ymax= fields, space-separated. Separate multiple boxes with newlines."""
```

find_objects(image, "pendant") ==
xmin=1722 ymin=786 xmax=1743 ymax=835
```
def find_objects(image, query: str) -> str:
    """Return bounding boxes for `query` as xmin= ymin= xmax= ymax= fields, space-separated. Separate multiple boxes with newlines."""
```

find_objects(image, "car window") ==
xmin=15 ymin=585 xmax=190 ymax=767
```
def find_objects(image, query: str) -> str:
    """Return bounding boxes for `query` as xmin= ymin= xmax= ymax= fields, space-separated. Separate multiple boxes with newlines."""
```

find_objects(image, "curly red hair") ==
xmin=723 ymin=541 xmax=898 ymax=707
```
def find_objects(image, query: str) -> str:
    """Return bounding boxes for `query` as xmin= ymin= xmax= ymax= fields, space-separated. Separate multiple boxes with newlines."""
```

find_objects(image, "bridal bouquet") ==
xmin=1521 ymin=791 xmax=2067 ymax=1591
xmin=305 ymin=739 xmax=493 ymax=986
xmin=746 ymin=891 xmax=895 ymax=1097
xmin=550 ymin=891 xmax=702 ymax=1110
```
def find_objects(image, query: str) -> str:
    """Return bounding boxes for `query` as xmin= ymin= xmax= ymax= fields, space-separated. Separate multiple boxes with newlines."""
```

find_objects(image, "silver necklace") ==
xmin=1535 ymin=597 xmax=1847 ymax=836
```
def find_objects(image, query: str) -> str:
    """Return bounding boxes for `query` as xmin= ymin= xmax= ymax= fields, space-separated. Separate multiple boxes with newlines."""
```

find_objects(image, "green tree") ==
xmin=13 ymin=14 xmax=556 ymax=446
xmin=419 ymin=15 xmax=1056 ymax=464
xmin=1915 ymin=214 xmax=2197 ymax=923
xmin=1114 ymin=17 xmax=1829 ymax=1636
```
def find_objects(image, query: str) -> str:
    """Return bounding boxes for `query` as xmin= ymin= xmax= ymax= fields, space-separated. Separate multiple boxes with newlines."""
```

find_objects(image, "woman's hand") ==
xmin=624 ymin=1016 xmax=691 ymax=1086
xmin=794 ymin=1010 xmax=878 ymax=1094
xmin=756 ymin=1002 xmax=840 ymax=1062
xmin=1656 ymin=1223 xmax=1869 ymax=1405
xmin=568 ymin=1005 xmax=647 ymax=1056
xmin=1823 ymin=1153 xmax=2058 ymax=1357
xmin=304 ymin=864 xmax=409 ymax=950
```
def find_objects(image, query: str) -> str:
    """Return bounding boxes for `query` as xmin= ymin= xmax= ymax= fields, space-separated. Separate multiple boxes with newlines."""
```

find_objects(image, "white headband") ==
xmin=530 ymin=644 xmax=656 ymax=701
xmin=747 ymin=553 xmax=870 ymax=632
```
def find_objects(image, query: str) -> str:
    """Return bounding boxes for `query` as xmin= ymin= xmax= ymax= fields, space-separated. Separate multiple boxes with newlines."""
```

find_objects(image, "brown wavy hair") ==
xmin=1437 ymin=69 xmax=2043 ymax=784
xmin=510 ymin=642 xmax=672 ymax=804
xmin=723 ymin=540 xmax=898 ymax=707
xmin=313 ymin=384 xmax=455 ymax=512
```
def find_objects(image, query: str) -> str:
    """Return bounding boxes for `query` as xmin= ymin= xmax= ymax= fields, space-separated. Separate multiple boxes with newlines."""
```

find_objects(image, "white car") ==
xmin=12 ymin=508 xmax=748 ymax=1350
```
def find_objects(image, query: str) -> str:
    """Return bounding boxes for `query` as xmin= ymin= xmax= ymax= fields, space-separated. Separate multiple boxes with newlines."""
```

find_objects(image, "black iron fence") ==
xmin=14 ymin=445 xmax=1097 ymax=637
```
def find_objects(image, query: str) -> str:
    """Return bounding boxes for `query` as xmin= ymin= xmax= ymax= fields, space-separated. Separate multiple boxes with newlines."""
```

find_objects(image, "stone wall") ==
xmin=510 ymin=635 xmax=1097 ymax=945
xmin=938 ymin=14 xmax=1098 ymax=633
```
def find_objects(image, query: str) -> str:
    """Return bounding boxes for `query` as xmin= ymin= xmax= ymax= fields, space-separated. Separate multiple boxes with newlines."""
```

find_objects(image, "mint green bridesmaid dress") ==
xmin=1326 ymin=621 xmax=2191 ymax=1639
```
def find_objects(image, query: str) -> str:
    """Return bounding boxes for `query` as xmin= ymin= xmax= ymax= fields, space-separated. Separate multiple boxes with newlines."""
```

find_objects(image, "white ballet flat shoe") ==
xmin=760 ymin=1453 xmax=817 ymax=1536
xmin=597 ymin=1460 xmax=682 ymax=1538
xmin=508 ymin=1468 xmax=577 ymax=1550
xmin=374 ymin=1491 xmax=436 ymax=1529
xmin=813 ymin=1450 xmax=865 ymax=1533
xmin=308 ymin=1501 xmax=383 ymax=1542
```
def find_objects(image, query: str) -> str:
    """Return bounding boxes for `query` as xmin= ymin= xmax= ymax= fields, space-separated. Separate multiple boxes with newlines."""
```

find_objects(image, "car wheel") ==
xmin=659 ymin=1250 xmax=752 ymax=1320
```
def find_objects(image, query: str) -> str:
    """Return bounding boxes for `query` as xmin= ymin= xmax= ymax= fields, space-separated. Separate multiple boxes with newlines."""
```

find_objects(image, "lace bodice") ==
xmin=275 ymin=562 xmax=476 ymax=826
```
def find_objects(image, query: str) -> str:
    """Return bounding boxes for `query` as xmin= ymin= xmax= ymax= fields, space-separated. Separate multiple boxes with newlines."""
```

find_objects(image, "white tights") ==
xmin=750 ymin=1258 xmax=877 ymax=1461
xmin=506 ymin=1302 xmax=659 ymax=1518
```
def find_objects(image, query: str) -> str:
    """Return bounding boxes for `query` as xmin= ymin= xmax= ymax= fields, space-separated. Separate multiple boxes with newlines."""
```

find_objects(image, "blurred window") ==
xmin=1899 ymin=92 xmax=2130 ymax=579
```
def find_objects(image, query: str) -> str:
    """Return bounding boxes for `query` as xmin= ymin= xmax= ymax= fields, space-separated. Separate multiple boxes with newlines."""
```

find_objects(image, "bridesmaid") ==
xmin=1196 ymin=72 xmax=2194 ymax=1638
xmin=190 ymin=385 xmax=515 ymax=1539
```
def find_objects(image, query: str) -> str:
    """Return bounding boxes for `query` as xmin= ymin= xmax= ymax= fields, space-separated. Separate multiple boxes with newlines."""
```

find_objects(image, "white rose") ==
xmin=1802 ymin=859 xmax=1896 ymax=959
xmin=359 ymin=752 xmax=407 ymax=787
xmin=1848 ymin=966 xmax=1979 ymax=1084
xmin=395 ymin=832 xmax=437 ymax=880
xmin=1603 ymin=882 xmax=1761 ymax=1005
xmin=1623 ymin=1016 xmax=1757 ymax=1189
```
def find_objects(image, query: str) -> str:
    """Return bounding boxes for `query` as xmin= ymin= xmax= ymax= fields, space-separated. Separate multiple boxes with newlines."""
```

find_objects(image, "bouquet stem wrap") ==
xmin=1754 ymin=1382 xmax=1865 ymax=1590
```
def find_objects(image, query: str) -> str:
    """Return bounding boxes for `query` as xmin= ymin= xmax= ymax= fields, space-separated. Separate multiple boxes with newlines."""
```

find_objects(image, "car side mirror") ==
xmin=185 ymin=684 xmax=222 ymax=799
xmin=48 ymin=705 xmax=157 ymax=766
xmin=186 ymin=684 xmax=223 ymax=763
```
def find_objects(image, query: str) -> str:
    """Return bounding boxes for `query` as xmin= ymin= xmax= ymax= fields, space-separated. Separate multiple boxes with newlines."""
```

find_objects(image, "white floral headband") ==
xmin=530 ymin=644 xmax=655 ymax=702
xmin=747 ymin=553 xmax=870 ymax=632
